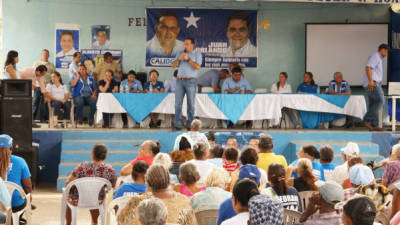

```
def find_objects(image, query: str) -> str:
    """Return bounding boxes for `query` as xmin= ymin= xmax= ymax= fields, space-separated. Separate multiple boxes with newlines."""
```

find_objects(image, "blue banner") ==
xmin=146 ymin=8 xmax=258 ymax=68
xmin=55 ymin=24 xmax=80 ymax=69
xmin=81 ymin=49 xmax=123 ymax=76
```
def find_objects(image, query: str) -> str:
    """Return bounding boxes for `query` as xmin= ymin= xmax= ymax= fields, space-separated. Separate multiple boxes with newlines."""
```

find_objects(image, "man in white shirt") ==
xmin=187 ymin=142 xmax=216 ymax=186
xmin=222 ymin=12 xmax=257 ymax=57
xmin=56 ymin=31 xmax=77 ymax=58
xmin=68 ymin=52 xmax=82 ymax=83
xmin=331 ymin=142 xmax=360 ymax=185
xmin=173 ymin=119 xmax=210 ymax=150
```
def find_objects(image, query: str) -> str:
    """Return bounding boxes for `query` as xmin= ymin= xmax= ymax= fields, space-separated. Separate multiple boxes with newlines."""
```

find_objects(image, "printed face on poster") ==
xmin=146 ymin=8 xmax=258 ymax=68
xmin=91 ymin=25 xmax=111 ymax=49
xmin=55 ymin=24 xmax=80 ymax=69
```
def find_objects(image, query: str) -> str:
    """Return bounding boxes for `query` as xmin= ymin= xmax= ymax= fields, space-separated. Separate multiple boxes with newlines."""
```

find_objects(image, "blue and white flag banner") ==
xmin=146 ymin=8 xmax=258 ymax=68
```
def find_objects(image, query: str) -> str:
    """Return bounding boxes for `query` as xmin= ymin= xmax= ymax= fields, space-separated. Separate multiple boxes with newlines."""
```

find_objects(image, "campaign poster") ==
xmin=91 ymin=25 xmax=111 ymax=49
xmin=55 ymin=23 xmax=80 ymax=69
xmin=80 ymin=49 xmax=123 ymax=75
xmin=146 ymin=8 xmax=258 ymax=68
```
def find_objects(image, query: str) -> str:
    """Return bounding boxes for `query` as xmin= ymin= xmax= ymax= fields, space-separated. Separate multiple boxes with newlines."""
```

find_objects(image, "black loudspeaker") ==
xmin=12 ymin=146 xmax=38 ymax=187
xmin=1 ymin=79 xmax=32 ymax=97
xmin=0 ymin=97 xmax=32 ymax=149
xmin=136 ymin=72 xmax=147 ymax=87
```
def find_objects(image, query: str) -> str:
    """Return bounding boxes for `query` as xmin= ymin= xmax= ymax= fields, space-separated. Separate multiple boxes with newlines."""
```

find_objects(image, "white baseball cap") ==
xmin=340 ymin=142 xmax=359 ymax=157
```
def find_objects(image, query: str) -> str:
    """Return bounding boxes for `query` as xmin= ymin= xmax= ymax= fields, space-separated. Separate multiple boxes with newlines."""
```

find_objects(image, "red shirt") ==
xmin=130 ymin=156 xmax=153 ymax=166
xmin=223 ymin=160 xmax=239 ymax=173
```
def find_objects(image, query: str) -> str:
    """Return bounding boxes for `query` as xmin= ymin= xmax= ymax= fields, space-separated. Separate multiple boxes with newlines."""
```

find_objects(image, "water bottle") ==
xmin=149 ymin=85 xmax=153 ymax=93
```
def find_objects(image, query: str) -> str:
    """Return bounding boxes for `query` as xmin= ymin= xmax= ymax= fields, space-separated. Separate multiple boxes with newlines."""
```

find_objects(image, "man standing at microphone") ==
xmin=171 ymin=37 xmax=203 ymax=130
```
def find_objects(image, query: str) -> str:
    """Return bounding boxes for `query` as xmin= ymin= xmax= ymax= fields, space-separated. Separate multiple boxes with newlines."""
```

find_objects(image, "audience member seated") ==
xmin=248 ymin=194 xmax=284 ymax=225
xmin=207 ymin=145 xmax=224 ymax=167
xmin=383 ymin=144 xmax=400 ymax=188
xmin=221 ymin=67 xmax=252 ymax=94
xmin=93 ymin=52 xmax=122 ymax=82
xmin=222 ymin=147 xmax=239 ymax=174
xmin=230 ymin=147 xmax=268 ymax=191
xmin=120 ymin=70 xmax=144 ymax=128
xmin=287 ymin=158 xmax=319 ymax=192
xmin=3 ymin=50 xmax=20 ymax=79
xmin=144 ymin=69 xmax=164 ymax=128
xmin=261 ymin=163 xmax=302 ymax=212
xmin=114 ymin=160 xmax=148 ymax=199
xmin=342 ymin=156 xmax=367 ymax=190
xmin=218 ymin=164 xmax=262 ymax=225
xmin=256 ymin=134 xmax=287 ymax=174
xmin=173 ymin=162 xmax=205 ymax=197
xmin=296 ymin=72 xmax=318 ymax=93
xmin=170 ymin=137 xmax=194 ymax=179
xmin=220 ymin=179 xmax=260 ymax=225
xmin=173 ymin=119 xmax=210 ymax=150
xmin=206 ymin=131 xmax=216 ymax=149
xmin=332 ymin=142 xmax=359 ymax=185
xmin=64 ymin=144 xmax=117 ymax=225
xmin=153 ymin=153 xmax=179 ymax=184
xmin=187 ymin=142 xmax=216 ymax=186
xmin=99 ymin=69 xmax=118 ymax=128
xmin=344 ymin=163 xmax=375 ymax=200
xmin=287 ymin=145 xmax=325 ymax=181
xmin=225 ymin=136 xmax=239 ymax=149
xmin=328 ymin=72 xmax=351 ymax=95
xmin=164 ymin=69 xmax=177 ymax=93
xmin=271 ymin=72 xmax=301 ymax=128
xmin=71 ymin=64 xmax=98 ymax=127
xmin=342 ymin=197 xmax=377 ymax=225
xmin=117 ymin=165 xmax=196 ymax=225
xmin=300 ymin=181 xmax=344 ymax=225
xmin=197 ymin=69 xmax=230 ymax=93
xmin=137 ymin=198 xmax=168 ymax=225
xmin=45 ymin=71 xmax=71 ymax=128
xmin=0 ymin=135 xmax=16 ymax=212
xmin=319 ymin=146 xmax=336 ymax=181
xmin=248 ymin=136 xmax=259 ymax=152
xmin=120 ymin=140 xmax=159 ymax=176
xmin=190 ymin=168 xmax=231 ymax=212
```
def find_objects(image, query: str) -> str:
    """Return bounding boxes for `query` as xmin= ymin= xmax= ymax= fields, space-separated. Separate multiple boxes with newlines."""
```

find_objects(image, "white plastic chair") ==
xmin=60 ymin=177 xmax=112 ymax=225
xmin=107 ymin=196 xmax=133 ymax=225
xmin=5 ymin=181 xmax=31 ymax=225
xmin=283 ymin=209 xmax=301 ymax=225
xmin=0 ymin=201 xmax=12 ymax=225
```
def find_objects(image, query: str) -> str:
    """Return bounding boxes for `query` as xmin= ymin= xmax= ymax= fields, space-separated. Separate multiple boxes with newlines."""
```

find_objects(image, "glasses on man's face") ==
xmin=228 ymin=27 xmax=248 ymax=33
xmin=158 ymin=24 xmax=179 ymax=33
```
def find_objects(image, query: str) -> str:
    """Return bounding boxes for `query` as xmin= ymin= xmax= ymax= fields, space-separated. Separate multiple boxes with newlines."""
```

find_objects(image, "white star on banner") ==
xmin=184 ymin=11 xmax=200 ymax=29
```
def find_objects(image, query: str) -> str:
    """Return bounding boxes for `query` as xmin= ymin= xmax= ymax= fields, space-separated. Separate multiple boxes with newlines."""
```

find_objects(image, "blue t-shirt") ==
xmin=296 ymin=82 xmax=318 ymax=94
xmin=221 ymin=77 xmax=252 ymax=93
xmin=217 ymin=198 xmax=236 ymax=225
xmin=290 ymin=159 xmax=325 ymax=181
xmin=144 ymin=81 xmax=164 ymax=92
xmin=113 ymin=183 xmax=147 ymax=199
xmin=175 ymin=50 xmax=203 ymax=78
xmin=7 ymin=155 xmax=31 ymax=207
xmin=120 ymin=79 xmax=143 ymax=93
xmin=321 ymin=163 xmax=336 ymax=181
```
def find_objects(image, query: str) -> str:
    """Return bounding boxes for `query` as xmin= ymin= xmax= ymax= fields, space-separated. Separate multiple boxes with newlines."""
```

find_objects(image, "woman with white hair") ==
xmin=187 ymin=142 xmax=216 ymax=186
xmin=138 ymin=198 xmax=168 ymax=225
xmin=153 ymin=153 xmax=179 ymax=184
xmin=190 ymin=167 xmax=231 ymax=212
xmin=383 ymin=144 xmax=400 ymax=187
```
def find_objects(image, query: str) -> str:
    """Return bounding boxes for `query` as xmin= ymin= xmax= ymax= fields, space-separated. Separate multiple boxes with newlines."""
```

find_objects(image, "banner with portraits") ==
xmin=146 ymin=8 xmax=258 ymax=68
xmin=91 ymin=25 xmax=111 ymax=49
xmin=80 ymin=49 xmax=123 ymax=75
xmin=55 ymin=23 xmax=80 ymax=69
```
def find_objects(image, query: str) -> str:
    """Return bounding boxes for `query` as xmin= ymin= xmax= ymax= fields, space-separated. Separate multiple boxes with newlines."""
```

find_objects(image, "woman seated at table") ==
xmin=120 ymin=70 xmax=143 ymax=128
xmin=45 ymin=71 xmax=71 ymax=128
xmin=144 ymin=69 xmax=164 ymax=128
xmin=296 ymin=72 xmax=318 ymax=94
xmin=99 ymin=69 xmax=119 ymax=128
xmin=271 ymin=72 xmax=301 ymax=129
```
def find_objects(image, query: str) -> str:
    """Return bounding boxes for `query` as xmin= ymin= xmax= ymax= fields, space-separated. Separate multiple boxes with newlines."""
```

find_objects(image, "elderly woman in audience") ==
xmin=341 ymin=156 xmax=365 ymax=189
xmin=45 ymin=71 xmax=71 ymax=128
xmin=3 ymin=50 xmax=20 ymax=79
xmin=221 ymin=179 xmax=260 ymax=225
xmin=248 ymin=194 xmax=284 ymax=225
xmin=207 ymin=145 xmax=224 ymax=167
xmin=114 ymin=160 xmax=148 ymax=199
xmin=153 ymin=153 xmax=179 ymax=184
xmin=65 ymin=144 xmax=117 ymax=225
xmin=342 ymin=196 xmax=377 ymax=225
xmin=190 ymin=168 xmax=231 ymax=212
xmin=222 ymin=147 xmax=239 ymax=174
xmin=287 ymin=158 xmax=319 ymax=192
xmin=262 ymin=163 xmax=302 ymax=212
xmin=174 ymin=162 xmax=205 ymax=197
xmin=144 ymin=69 xmax=164 ymax=128
xmin=98 ymin=69 xmax=119 ymax=128
xmin=383 ymin=144 xmax=400 ymax=188
xmin=120 ymin=140 xmax=159 ymax=176
xmin=296 ymin=72 xmax=318 ymax=93
xmin=117 ymin=165 xmax=197 ymax=225
xmin=173 ymin=119 xmax=211 ymax=150
xmin=187 ymin=142 xmax=216 ymax=186
xmin=137 ymin=198 xmax=168 ymax=225
xmin=170 ymin=137 xmax=194 ymax=178
xmin=343 ymin=162 xmax=376 ymax=201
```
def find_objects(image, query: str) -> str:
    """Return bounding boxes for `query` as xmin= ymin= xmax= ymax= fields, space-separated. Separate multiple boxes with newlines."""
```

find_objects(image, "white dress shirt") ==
xmin=270 ymin=83 xmax=292 ymax=94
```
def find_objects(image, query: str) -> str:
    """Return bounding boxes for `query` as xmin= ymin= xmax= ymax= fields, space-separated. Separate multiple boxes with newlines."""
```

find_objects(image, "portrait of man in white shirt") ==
xmin=56 ymin=30 xmax=77 ymax=58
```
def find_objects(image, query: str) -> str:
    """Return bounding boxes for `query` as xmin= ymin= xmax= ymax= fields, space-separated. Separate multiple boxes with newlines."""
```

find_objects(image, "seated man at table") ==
xmin=197 ymin=69 xmax=230 ymax=93
xmin=99 ymin=69 xmax=119 ymax=128
xmin=221 ymin=67 xmax=252 ymax=94
xmin=144 ymin=69 xmax=165 ymax=128
xmin=328 ymin=72 xmax=351 ymax=95
xmin=120 ymin=70 xmax=143 ymax=128
xmin=71 ymin=64 xmax=98 ymax=127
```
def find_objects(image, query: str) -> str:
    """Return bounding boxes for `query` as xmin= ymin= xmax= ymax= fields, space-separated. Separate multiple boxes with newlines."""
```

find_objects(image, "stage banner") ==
xmin=146 ymin=8 xmax=258 ymax=68
xmin=81 ymin=49 xmax=123 ymax=76
xmin=55 ymin=23 xmax=80 ymax=70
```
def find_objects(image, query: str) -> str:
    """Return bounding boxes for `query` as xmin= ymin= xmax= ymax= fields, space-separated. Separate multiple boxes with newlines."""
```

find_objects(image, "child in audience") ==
xmin=173 ymin=162 xmax=206 ymax=197
xmin=223 ymin=147 xmax=239 ymax=173
xmin=114 ymin=160 xmax=148 ymax=199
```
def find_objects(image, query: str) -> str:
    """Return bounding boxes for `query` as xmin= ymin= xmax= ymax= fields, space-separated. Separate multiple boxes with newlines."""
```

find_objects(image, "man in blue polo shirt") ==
xmin=221 ymin=67 xmax=252 ymax=94
xmin=197 ymin=69 xmax=230 ymax=93
xmin=171 ymin=37 xmax=202 ymax=130
xmin=363 ymin=44 xmax=389 ymax=131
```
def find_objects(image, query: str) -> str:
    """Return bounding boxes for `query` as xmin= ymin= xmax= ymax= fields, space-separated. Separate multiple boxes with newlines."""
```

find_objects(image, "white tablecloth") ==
xmin=96 ymin=93 xmax=367 ymax=125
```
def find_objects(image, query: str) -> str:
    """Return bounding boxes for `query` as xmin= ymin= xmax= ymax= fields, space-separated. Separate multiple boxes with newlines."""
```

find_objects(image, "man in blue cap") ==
xmin=0 ymin=135 xmax=12 ymax=224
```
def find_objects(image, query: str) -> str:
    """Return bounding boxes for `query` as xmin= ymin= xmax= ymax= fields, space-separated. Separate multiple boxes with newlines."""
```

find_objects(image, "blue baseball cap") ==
xmin=239 ymin=164 xmax=261 ymax=185
xmin=349 ymin=163 xmax=374 ymax=186
xmin=0 ymin=135 xmax=13 ymax=148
